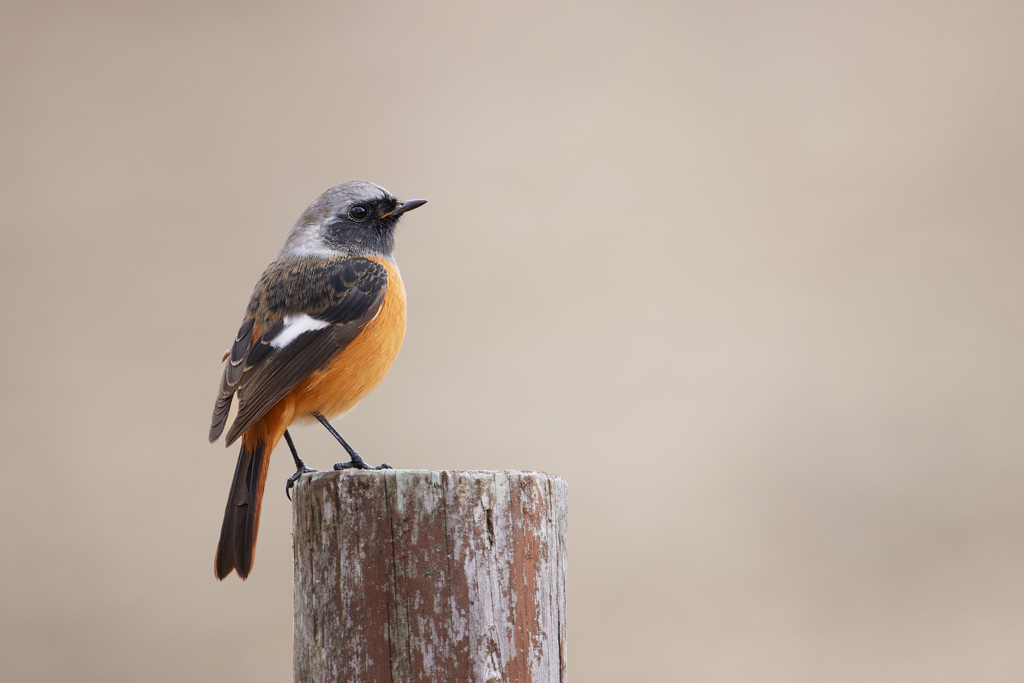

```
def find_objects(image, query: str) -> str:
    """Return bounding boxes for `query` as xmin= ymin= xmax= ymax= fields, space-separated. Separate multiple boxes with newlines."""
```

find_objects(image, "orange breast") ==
xmin=287 ymin=257 xmax=407 ymax=421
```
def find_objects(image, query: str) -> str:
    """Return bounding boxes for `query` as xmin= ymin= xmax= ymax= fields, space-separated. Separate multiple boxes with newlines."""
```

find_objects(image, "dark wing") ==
xmin=208 ymin=257 xmax=388 ymax=446
xmin=209 ymin=317 xmax=256 ymax=442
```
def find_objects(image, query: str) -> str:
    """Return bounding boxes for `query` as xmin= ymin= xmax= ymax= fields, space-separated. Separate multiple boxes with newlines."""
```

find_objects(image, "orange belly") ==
xmin=287 ymin=257 xmax=407 ymax=422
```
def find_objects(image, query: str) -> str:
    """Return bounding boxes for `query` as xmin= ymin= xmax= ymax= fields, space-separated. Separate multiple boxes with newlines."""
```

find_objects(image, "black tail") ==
xmin=215 ymin=438 xmax=269 ymax=580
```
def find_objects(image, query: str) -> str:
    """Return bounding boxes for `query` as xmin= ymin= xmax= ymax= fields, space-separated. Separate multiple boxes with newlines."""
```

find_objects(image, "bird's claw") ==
xmin=286 ymin=465 xmax=318 ymax=501
xmin=333 ymin=454 xmax=393 ymax=471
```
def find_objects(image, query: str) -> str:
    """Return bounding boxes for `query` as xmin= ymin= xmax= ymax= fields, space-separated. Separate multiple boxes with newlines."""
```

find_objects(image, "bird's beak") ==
xmin=381 ymin=199 xmax=427 ymax=219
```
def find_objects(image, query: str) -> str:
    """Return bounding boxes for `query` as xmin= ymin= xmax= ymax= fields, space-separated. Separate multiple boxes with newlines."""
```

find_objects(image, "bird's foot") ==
xmin=286 ymin=463 xmax=319 ymax=500
xmin=333 ymin=452 xmax=393 ymax=471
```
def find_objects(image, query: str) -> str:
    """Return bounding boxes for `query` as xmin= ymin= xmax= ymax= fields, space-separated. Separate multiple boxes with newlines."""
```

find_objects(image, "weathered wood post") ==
xmin=292 ymin=469 xmax=568 ymax=683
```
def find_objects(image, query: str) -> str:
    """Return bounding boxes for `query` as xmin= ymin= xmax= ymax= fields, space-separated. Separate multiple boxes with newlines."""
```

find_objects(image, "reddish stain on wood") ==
xmin=293 ymin=470 xmax=568 ymax=683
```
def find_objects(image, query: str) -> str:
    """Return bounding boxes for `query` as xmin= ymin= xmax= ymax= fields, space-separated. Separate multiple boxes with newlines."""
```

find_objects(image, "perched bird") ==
xmin=209 ymin=181 xmax=426 ymax=580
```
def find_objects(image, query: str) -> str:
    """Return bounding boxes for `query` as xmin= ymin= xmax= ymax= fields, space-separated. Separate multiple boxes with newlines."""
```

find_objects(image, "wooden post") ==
xmin=292 ymin=469 xmax=568 ymax=683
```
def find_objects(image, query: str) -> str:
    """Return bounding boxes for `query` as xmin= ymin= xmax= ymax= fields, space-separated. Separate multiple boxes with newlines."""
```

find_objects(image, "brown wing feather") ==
xmin=209 ymin=257 xmax=388 ymax=446
xmin=209 ymin=318 xmax=255 ymax=442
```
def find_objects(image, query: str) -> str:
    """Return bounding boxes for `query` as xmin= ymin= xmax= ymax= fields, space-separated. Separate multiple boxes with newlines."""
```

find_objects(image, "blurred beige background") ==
xmin=1 ymin=0 xmax=1022 ymax=681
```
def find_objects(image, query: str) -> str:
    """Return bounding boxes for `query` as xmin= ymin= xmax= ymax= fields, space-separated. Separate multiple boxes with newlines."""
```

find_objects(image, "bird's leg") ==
xmin=313 ymin=412 xmax=393 ymax=471
xmin=284 ymin=429 xmax=318 ymax=500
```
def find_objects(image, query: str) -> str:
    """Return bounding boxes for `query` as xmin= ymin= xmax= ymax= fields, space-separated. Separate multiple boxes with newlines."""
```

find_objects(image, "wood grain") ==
xmin=292 ymin=470 xmax=568 ymax=683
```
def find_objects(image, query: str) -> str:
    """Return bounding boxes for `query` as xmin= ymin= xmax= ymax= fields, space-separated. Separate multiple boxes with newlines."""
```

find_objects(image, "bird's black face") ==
xmin=291 ymin=181 xmax=426 ymax=259
xmin=323 ymin=195 xmax=413 ymax=256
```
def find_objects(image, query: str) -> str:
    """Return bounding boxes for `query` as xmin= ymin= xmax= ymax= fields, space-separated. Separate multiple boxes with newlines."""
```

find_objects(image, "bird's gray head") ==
xmin=284 ymin=180 xmax=426 ymax=260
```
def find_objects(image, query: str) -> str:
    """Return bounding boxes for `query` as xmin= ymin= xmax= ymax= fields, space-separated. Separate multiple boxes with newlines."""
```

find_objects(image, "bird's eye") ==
xmin=349 ymin=205 xmax=369 ymax=220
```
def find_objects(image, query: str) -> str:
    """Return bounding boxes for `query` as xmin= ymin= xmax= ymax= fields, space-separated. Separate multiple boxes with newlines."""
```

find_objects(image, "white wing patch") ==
xmin=271 ymin=313 xmax=329 ymax=349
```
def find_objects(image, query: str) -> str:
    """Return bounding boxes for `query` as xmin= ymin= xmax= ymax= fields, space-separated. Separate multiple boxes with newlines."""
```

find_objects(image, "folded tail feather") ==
xmin=215 ymin=434 xmax=273 ymax=580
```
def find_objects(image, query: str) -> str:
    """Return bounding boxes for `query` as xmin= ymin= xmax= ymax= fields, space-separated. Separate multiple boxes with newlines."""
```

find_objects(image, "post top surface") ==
xmin=299 ymin=468 xmax=566 ymax=483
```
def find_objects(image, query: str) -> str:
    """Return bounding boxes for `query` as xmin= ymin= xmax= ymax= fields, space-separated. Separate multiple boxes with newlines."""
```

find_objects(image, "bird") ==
xmin=209 ymin=180 xmax=426 ymax=580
